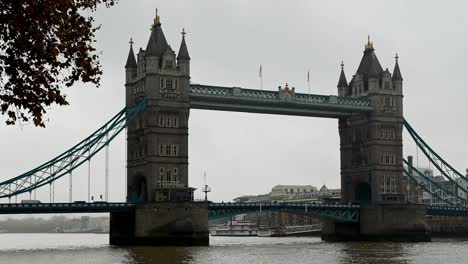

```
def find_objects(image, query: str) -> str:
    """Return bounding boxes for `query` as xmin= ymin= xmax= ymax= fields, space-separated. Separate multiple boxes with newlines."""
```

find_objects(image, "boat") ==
xmin=258 ymin=224 xmax=321 ymax=237
xmin=210 ymin=219 xmax=258 ymax=236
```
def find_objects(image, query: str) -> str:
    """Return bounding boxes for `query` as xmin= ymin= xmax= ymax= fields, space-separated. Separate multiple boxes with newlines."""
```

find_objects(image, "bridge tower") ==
xmin=111 ymin=11 xmax=208 ymax=246
xmin=323 ymin=39 xmax=429 ymax=242
xmin=338 ymin=39 xmax=404 ymax=204
xmin=125 ymin=13 xmax=193 ymax=203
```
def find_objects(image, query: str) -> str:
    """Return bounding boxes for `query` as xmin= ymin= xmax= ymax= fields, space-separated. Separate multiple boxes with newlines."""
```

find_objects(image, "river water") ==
xmin=0 ymin=234 xmax=466 ymax=264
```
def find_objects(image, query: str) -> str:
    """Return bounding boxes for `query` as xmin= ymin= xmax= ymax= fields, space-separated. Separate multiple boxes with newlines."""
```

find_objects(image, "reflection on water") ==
xmin=125 ymin=246 xmax=194 ymax=264
xmin=0 ymin=234 xmax=466 ymax=264
xmin=339 ymin=242 xmax=407 ymax=264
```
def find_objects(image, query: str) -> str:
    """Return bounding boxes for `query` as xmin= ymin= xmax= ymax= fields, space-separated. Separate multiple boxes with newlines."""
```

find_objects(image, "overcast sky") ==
xmin=1 ymin=0 xmax=468 ymax=204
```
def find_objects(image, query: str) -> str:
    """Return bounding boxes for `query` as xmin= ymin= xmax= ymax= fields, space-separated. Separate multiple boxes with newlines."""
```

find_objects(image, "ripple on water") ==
xmin=0 ymin=234 xmax=467 ymax=264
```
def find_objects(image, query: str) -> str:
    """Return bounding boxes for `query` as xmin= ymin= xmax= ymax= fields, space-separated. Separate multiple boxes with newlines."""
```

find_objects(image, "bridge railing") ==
xmin=189 ymin=84 xmax=372 ymax=108
xmin=207 ymin=202 xmax=360 ymax=222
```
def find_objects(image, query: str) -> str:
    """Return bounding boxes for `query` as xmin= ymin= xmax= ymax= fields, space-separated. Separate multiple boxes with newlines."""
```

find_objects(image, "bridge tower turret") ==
xmin=125 ymin=39 xmax=137 ymax=85
xmin=339 ymin=38 xmax=404 ymax=204
xmin=125 ymin=11 xmax=193 ymax=203
xmin=337 ymin=61 xmax=350 ymax=96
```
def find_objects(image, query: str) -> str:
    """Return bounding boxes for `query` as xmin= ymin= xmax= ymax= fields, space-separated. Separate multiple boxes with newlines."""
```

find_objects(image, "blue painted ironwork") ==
xmin=427 ymin=206 xmax=468 ymax=217
xmin=207 ymin=202 xmax=360 ymax=222
xmin=404 ymin=119 xmax=468 ymax=195
xmin=0 ymin=98 xmax=148 ymax=199
xmin=0 ymin=202 xmax=134 ymax=214
xmin=189 ymin=84 xmax=373 ymax=118
xmin=403 ymin=159 xmax=465 ymax=207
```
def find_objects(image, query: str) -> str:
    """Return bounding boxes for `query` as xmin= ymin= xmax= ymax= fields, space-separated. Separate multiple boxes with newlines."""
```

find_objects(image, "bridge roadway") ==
xmin=189 ymin=84 xmax=373 ymax=118
xmin=0 ymin=202 xmax=466 ymax=220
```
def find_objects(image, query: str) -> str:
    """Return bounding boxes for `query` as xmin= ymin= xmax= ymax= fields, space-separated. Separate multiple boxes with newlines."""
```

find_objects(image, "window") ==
xmin=166 ymin=79 xmax=173 ymax=89
xmin=159 ymin=114 xmax=179 ymax=128
xmin=159 ymin=145 xmax=165 ymax=156
xmin=160 ymin=78 xmax=164 ymax=88
xmin=166 ymin=171 xmax=171 ymax=181
xmin=165 ymin=60 xmax=173 ymax=69
xmin=380 ymin=129 xmax=395 ymax=140
xmin=384 ymin=82 xmax=390 ymax=90
xmin=165 ymin=145 xmax=171 ymax=156
xmin=172 ymin=168 xmax=178 ymax=183
xmin=381 ymin=175 xmax=398 ymax=194
xmin=381 ymin=152 xmax=395 ymax=165
xmin=159 ymin=167 xmax=165 ymax=183
xmin=166 ymin=116 xmax=171 ymax=127
xmin=172 ymin=145 xmax=178 ymax=156
xmin=385 ymin=97 xmax=391 ymax=106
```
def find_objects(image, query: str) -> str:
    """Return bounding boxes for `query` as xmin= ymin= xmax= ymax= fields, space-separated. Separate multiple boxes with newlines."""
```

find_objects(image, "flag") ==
xmin=259 ymin=64 xmax=262 ymax=78
xmin=307 ymin=68 xmax=310 ymax=83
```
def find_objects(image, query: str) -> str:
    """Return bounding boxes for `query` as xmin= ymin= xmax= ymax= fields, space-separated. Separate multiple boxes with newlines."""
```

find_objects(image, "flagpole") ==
xmin=261 ymin=76 xmax=263 ymax=90
xmin=259 ymin=64 xmax=263 ymax=90
xmin=307 ymin=68 xmax=310 ymax=99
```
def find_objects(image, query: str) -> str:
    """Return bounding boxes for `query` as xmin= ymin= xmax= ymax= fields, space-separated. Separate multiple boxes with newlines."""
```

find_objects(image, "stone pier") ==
xmin=110 ymin=202 xmax=209 ymax=246
xmin=322 ymin=204 xmax=430 ymax=242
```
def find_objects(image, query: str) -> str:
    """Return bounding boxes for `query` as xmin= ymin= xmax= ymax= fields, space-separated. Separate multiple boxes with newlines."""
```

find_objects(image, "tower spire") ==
xmin=146 ymin=9 xmax=169 ymax=57
xmin=392 ymin=53 xmax=403 ymax=81
xmin=177 ymin=28 xmax=190 ymax=60
xmin=365 ymin=35 xmax=374 ymax=51
xmin=337 ymin=60 xmax=348 ymax=88
xmin=154 ymin=8 xmax=161 ymax=25
xmin=125 ymin=37 xmax=137 ymax=69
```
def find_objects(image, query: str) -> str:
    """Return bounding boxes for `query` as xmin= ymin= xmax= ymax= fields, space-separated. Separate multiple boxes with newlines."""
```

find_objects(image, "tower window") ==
xmin=166 ymin=171 xmax=171 ymax=181
xmin=381 ymin=152 xmax=395 ymax=165
xmin=172 ymin=168 xmax=178 ymax=183
xmin=166 ymin=79 xmax=173 ymax=89
xmin=381 ymin=175 xmax=398 ymax=194
xmin=159 ymin=115 xmax=165 ymax=127
xmin=159 ymin=144 xmax=165 ymax=156
xmin=165 ymin=145 xmax=171 ymax=156
xmin=172 ymin=145 xmax=178 ymax=156
xmin=166 ymin=116 xmax=171 ymax=127
xmin=165 ymin=60 xmax=173 ymax=69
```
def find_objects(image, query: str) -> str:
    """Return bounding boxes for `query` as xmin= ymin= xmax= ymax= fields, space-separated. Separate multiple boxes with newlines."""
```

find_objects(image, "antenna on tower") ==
xmin=202 ymin=171 xmax=211 ymax=202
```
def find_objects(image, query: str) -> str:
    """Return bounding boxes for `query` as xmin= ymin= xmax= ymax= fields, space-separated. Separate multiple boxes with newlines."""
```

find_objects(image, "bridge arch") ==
xmin=130 ymin=174 xmax=148 ymax=203
xmin=354 ymin=182 xmax=371 ymax=204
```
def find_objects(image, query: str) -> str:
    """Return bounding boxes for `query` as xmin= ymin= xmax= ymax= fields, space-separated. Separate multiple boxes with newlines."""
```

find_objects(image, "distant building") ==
xmin=233 ymin=196 xmax=256 ymax=203
xmin=406 ymin=167 xmax=466 ymax=206
xmin=232 ymin=184 xmax=340 ymax=204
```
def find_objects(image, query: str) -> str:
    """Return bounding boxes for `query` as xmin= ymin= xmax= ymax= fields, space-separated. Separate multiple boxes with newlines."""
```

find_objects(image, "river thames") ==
xmin=0 ymin=234 xmax=466 ymax=264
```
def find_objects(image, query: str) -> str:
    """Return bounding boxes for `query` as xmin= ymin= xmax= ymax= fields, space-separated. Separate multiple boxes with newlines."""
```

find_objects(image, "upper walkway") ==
xmin=189 ymin=84 xmax=373 ymax=118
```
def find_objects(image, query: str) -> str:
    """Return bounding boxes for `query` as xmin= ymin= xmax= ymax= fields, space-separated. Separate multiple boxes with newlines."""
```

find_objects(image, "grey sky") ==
xmin=1 ymin=0 xmax=468 ymax=203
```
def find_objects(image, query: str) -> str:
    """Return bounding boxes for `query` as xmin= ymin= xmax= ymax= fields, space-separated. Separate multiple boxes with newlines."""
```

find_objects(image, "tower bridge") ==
xmin=0 ymin=11 xmax=467 ymax=245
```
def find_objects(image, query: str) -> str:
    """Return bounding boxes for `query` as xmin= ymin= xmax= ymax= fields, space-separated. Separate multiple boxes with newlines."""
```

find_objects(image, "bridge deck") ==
xmin=189 ymin=84 xmax=373 ymax=118
xmin=0 ymin=202 xmax=465 ymax=218
xmin=0 ymin=202 xmax=134 ymax=214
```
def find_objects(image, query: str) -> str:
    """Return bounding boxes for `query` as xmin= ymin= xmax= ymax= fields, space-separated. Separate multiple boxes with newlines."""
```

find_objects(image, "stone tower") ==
xmin=124 ymin=12 xmax=193 ymax=202
xmin=338 ymin=38 xmax=404 ymax=203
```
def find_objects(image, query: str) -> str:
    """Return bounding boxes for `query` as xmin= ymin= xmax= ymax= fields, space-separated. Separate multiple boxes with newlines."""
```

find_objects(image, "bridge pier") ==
xmin=321 ymin=204 xmax=430 ymax=242
xmin=109 ymin=202 xmax=209 ymax=246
